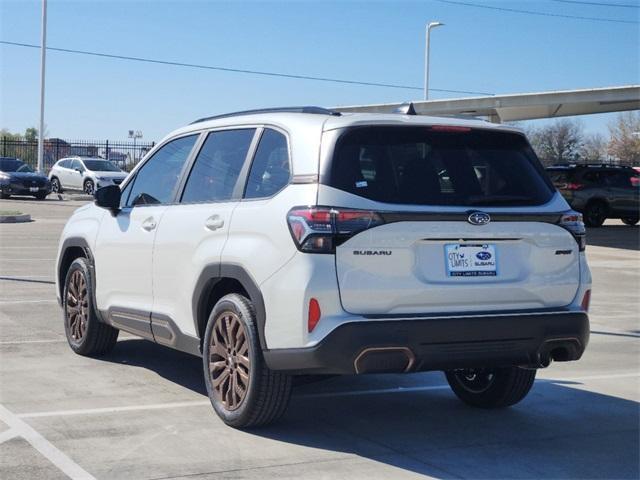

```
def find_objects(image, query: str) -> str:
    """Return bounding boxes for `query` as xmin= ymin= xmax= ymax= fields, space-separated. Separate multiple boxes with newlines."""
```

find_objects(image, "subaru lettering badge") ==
xmin=468 ymin=212 xmax=490 ymax=226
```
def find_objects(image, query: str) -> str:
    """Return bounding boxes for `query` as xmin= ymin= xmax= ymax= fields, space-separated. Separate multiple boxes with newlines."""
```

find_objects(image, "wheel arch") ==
xmin=585 ymin=196 xmax=609 ymax=211
xmin=193 ymin=263 xmax=268 ymax=351
xmin=57 ymin=237 xmax=94 ymax=306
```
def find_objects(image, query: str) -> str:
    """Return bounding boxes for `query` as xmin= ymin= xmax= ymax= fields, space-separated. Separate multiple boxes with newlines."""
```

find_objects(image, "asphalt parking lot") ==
xmin=1 ymin=196 xmax=638 ymax=480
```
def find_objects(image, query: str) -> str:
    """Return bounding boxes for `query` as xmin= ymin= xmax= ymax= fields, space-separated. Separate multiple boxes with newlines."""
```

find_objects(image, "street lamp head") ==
xmin=428 ymin=21 xmax=444 ymax=29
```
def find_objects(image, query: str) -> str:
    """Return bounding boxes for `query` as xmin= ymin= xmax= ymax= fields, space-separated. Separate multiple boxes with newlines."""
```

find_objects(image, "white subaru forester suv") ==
xmin=56 ymin=107 xmax=591 ymax=428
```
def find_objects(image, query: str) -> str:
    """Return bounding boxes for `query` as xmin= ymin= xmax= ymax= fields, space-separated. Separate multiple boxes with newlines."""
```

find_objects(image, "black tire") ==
xmin=202 ymin=293 xmax=292 ymax=428
xmin=50 ymin=177 xmax=62 ymax=193
xmin=445 ymin=367 xmax=536 ymax=408
xmin=83 ymin=179 xmax=95 ymax=196
xmin=34 ymin=192 xmax=47 ymax=200
xmin=0 ymin=192 xmax=10 ymax=199
xmin=63 ymin=257 xmax=118 ymax=356
xmin=621 ymin=216 xmax=639 ymax=226
xmin=584 ymin=201 xmax=607 ymax=227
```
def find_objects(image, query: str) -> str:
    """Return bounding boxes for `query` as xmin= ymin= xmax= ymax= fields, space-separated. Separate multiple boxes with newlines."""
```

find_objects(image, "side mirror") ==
xmin=95 ymin=185 xmax=121 ymax=213
xmin=75 ymin=168 xmax=84 ymax=173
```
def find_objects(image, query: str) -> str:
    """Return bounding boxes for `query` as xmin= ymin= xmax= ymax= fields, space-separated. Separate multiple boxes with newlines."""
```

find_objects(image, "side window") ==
xmin=181 ymin=129 xmax=255 ymax=203
xmin=605 ymin=171 xmax=633 ymax=188
xmin=582 ymin=171 xmax=600 ymax=184
xmin=58 ymin=160 xmax=68 ymax=168
xmin=127 ymin=134 xmax=197 ymax=206
xmin=244 ymin=129 xmax=290 ymax=199
xmin=71 ymin=159 xmax=83 ymax=171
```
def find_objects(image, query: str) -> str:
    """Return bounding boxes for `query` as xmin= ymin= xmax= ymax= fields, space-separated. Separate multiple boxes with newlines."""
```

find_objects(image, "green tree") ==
xmin=24 ymin=127 xmax=38 ymax=142
xmin=0 ymin=128 xmax=19 ymax=140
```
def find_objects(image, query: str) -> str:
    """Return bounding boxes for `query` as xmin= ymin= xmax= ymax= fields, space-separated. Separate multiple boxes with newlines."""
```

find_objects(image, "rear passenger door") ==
xmin=222 ymin=128 xmax=296 ymax=286
xmin=151 ymin=128 xmax=258 ymax=340
xmin=603 ymin=171 xmax=639 ymax=214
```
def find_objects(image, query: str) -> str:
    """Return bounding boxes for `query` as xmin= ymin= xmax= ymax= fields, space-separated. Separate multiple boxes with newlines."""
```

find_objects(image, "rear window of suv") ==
xmin=326 ymin=126 xmax=554 ymax=206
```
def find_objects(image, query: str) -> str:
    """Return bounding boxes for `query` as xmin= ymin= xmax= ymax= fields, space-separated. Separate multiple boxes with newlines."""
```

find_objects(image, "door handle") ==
xmin=205 ymin=215 xmax=224 ymax=231
xmin=142 ymin=217 xmax=157 ymax=232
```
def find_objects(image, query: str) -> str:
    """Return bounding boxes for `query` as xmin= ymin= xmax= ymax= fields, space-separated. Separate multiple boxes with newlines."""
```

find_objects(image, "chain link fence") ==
xmin=0 ymin=137 xmax=156 ymax=172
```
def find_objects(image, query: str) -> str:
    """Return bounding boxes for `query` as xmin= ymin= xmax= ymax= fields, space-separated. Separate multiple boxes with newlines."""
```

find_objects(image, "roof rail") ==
xmin=191 ymin=106 xmax=341 ymax=125
xmin=576 ymin=163 xmax=631 ymax=169
xmin=549 ymin=163 xmax=633 ymax=169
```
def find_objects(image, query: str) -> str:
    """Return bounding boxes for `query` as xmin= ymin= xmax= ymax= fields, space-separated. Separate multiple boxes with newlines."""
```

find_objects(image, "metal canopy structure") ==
xmin=334 ymin=85 xmax=640 ymax=123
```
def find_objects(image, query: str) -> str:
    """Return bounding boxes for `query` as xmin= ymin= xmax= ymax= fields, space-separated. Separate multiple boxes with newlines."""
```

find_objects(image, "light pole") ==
xmin=424 ymin=21 xmax=444 ymax=101
xmin=128 ymin=130 xmax=143 ymax=165
xmin=37 ymin=0 xmax=47 ymax=173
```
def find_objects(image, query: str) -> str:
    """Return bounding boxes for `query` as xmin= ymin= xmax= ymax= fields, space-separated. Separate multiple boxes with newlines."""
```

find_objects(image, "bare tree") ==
xmin=527 ymin=119 xmax=584 ymax=166
xmin=580 ymin=133 xmax=608 ymax=164
xmin=608 ymin=112 xmax=640 ymax=166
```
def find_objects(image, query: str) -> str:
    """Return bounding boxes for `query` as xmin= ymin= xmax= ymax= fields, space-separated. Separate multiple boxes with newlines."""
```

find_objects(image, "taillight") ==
xmin=287 ymin=207 xmax=385 ymax=253
xmin=565 ymin=183 xmax=584 ymax=191
xmin=558 ymin=211 xmax=586 ymax=251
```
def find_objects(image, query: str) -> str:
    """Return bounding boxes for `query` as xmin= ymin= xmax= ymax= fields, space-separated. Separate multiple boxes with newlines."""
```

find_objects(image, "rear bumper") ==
xmin=263 ymin=310 xmax=589 ymax=374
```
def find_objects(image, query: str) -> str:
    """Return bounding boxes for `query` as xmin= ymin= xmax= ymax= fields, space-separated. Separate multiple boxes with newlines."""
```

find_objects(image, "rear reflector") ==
xmin=581 ymin=290 xmax=591 ymax=312
xmin=308 ymin=298 xmax=321 ymax=332
xmin=565 ymin=183 xmax=584 ymax=191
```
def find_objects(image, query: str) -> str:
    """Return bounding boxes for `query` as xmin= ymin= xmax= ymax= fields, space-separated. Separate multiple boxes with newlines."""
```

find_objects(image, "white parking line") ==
xmin=541 ymin=372 xmax=640 ymax=382
xmin=0 ymin=246 xmax=58 ymax=249
xmin=0 ymin=404 xmax=96 ymax=480
xmin=0 ymin=427 xmax=18 ymax=444
xmin=18 ymin=400 xmax=211 ymax=419
xmin=14 ymin=371 xmax=639 ymax=420
xmin=0 ymin=339 xmax=66 ymax=345
xmin=0 ymin=258 xmax=55 ymax=261
xmin=297 ymin=384 xmax=451 ymax=398
xmin=0 ymin=275 xmax=51 ymax=280
xmin=0 ymin=299 xmax=57 ymax=305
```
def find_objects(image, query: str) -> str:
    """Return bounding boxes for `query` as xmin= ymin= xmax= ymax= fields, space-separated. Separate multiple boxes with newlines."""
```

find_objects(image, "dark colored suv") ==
xmin=546 ymin=164 xmax=640 ymax=227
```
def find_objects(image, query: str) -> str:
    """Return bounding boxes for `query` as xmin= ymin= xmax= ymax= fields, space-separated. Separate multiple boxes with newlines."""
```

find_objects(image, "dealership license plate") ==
xmin=445 ymin=244 xmax=497 ymax=277
xmin=29 ymin=187 xmax=39 ymax=192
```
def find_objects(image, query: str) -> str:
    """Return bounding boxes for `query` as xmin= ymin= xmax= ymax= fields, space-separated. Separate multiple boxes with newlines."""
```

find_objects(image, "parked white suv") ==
xmin=55 ymin=107 xmax=591 ymax=428
xmin=49 ymin=156 xmax=127 ymax=195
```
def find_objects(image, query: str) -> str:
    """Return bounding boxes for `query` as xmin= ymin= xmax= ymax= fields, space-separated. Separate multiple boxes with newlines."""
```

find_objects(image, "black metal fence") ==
xmin=0 ymin=137 xmax=156 ymax=172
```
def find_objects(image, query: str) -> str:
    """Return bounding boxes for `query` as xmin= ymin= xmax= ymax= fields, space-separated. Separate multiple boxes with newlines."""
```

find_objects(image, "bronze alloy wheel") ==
xmin=208 ymin=311 xmax=251 ymax=411
xmin=66 ymin=270 xmax=89 ymax=343
xmin=453 ymin=368 xmax=496 ymax=393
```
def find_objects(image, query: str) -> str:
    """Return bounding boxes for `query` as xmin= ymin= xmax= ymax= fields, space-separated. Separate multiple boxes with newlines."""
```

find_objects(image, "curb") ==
xmin=0 ymin=213 xmax=32 ymax=223
xmin=60 ymin=194 xmax=94 ymax=201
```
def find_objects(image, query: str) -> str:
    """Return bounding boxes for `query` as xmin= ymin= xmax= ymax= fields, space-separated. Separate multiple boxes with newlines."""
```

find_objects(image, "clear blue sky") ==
xmin=1 ymin=0 xmax=638 ymax=141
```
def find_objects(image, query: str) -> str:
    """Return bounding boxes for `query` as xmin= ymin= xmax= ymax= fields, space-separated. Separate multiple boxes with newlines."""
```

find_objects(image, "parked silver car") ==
xmin=48 ymin=157 xmax=128 ymax=195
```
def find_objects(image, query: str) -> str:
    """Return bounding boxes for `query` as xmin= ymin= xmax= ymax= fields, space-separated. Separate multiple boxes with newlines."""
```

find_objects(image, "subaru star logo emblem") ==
xmin=468 ymin=212 xmax=490 ymax=226
xmin=476 ymin=251 xmax=492 ymax=260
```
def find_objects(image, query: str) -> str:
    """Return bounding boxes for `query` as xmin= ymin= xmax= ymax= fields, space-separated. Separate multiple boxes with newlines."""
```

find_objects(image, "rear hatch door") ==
xmin=320 ymin=125 xmax=581 ymax=315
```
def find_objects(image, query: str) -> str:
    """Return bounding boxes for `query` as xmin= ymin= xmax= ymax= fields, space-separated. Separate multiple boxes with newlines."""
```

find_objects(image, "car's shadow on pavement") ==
xmin=103 ymin=338 xmax=208 ymax=395
xmin=587 ymin=224 xmax=639 ymax=250
xmin=102 ymin=339 xmax=639 ymax=479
